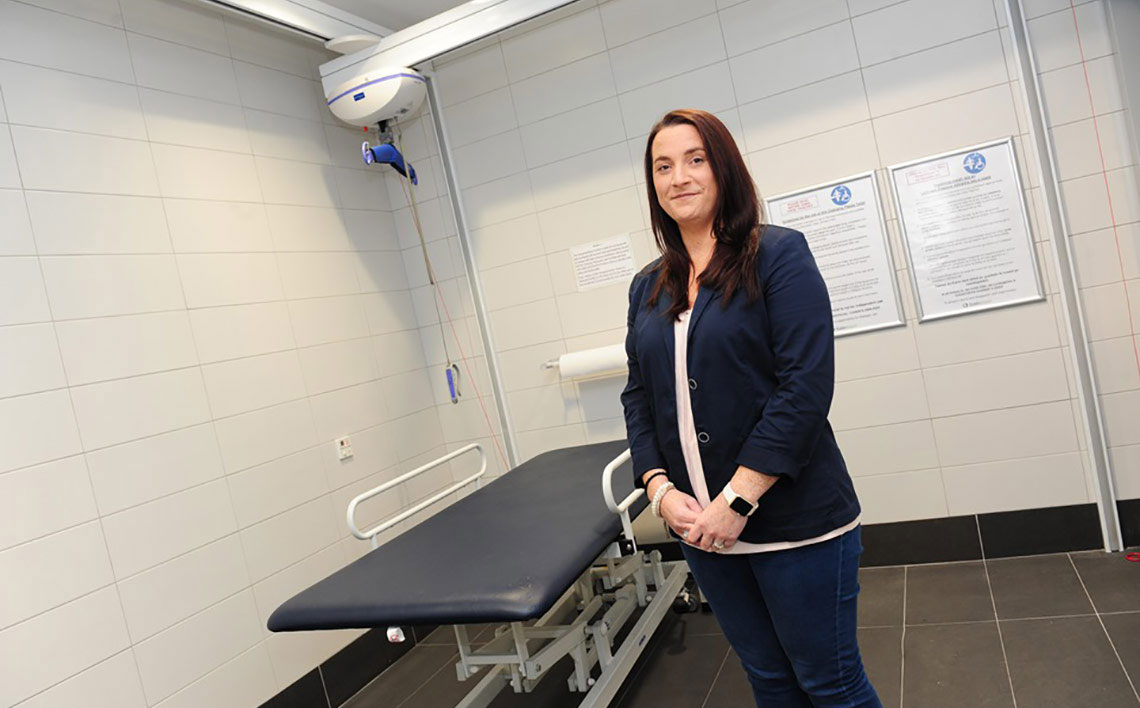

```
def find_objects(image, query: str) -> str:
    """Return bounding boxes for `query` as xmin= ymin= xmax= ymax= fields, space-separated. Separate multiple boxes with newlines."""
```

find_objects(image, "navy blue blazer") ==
xmin=621 ymin=225 xmax=861 ymax=544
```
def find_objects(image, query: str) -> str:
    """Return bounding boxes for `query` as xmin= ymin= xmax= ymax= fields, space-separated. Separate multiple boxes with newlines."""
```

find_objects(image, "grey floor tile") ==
xmin=903 ymin=623 xmax=1014 ymax=708
xmin=986 ymin=554 xmax=1095 ymax=619
xmin=411 ymin=624 xmax=440 ymax=643
xmin=701 ymin=655 xmax=754 ymax=707
xmin=858 ymin=627 xmax=902 ymax=708
xmin=342 ymin=644 xmax=458 ymax=708
xmin=858 ymin=567 xmax=905 ymax=627
xmin=393 ymin=660 xmax=493 ymax=708
xmin=1099 ymin=612 xmax=1140 ymax=691
xmin=616 ymin=633 xmax=730 ymax=708
xmin=1070 ymin=551 xmax=1140 ymax=613
xmin=675 ymin=608 xmax=724 ymax=636
xmin=905 ymin=561 xmax=995 ymax=624
xmin=1001 ymin=616 xmax=1139 ymax=708
xmin=419 ymin=625 xmax=460 ymax=646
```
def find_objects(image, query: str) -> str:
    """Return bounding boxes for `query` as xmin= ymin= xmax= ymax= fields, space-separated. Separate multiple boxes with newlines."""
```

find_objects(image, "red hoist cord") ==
xmin=431 ymin=277 xmax=511 ymax=470
xmin=394 ymin=133 xmax=510 ymax=472
xmin=1069 ymin=1 xmax=1140 ymax=563
xmin=1068 ymin=1 xmax=1140 ymax=379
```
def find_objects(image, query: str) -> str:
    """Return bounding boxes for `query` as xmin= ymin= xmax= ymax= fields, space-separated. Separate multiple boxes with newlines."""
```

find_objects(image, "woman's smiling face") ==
xmin=651 ymin=123 xmax=719 ymax=231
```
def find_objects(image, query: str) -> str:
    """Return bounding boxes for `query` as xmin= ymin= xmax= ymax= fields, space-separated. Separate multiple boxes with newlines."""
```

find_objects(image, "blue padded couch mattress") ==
xmin=268 ymin=440 xmax=643 ymax=631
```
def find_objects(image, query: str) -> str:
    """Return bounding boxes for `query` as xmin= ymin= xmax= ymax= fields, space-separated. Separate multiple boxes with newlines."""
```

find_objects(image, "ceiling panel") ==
xmin=319 ymin=0 xmax=472 ymax=31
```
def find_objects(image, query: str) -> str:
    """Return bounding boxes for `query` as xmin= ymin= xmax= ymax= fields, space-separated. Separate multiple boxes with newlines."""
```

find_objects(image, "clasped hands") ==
xmin=653 ymin=481 xmax=747 ymax=553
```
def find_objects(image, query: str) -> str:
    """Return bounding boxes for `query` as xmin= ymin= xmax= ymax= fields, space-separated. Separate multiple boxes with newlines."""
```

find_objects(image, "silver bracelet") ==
xmin=650 ymin=481 xmax=675 ymax=518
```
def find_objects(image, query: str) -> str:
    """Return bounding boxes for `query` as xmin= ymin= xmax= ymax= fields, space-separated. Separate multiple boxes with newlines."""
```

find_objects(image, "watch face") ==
xmin=729 ymin=496 xmax=754 ymax=516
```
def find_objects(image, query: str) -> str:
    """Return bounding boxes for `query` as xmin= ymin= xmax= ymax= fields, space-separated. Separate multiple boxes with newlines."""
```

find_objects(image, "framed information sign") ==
xmin=766 ymin=171 xmax=904 ymax=337
xmin=888 ymin=137 xmax=1044 ymax=322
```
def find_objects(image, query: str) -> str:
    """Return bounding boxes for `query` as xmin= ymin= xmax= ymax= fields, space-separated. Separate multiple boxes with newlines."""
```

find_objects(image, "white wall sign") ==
xmin=766 ymin=172 xmax=904 ymax=337
xmin=889 ymin=137 xmax=1043 ymax=321
xmin=571 ymin=234 xmax=635 ymax=291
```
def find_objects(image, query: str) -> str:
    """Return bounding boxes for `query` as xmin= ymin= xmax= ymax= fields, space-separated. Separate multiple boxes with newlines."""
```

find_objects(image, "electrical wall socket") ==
xmin=336 ymin=436 xmax=354 ymax=461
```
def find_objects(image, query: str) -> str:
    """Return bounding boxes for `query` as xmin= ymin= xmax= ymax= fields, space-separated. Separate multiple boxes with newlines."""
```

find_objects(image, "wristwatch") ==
xmin=722 ymin=482 xmax=758 ymax=517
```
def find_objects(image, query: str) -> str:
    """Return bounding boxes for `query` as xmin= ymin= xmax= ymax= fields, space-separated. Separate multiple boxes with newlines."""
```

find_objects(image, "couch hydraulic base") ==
xmin=450 ymin=551 xmax=690 ymax=708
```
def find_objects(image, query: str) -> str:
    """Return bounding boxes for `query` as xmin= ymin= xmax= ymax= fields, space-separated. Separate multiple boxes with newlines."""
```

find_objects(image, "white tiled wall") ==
xmin=427 ymin=0 xmax=1139 ymax=522
xmin=1031 ymin=1 xmax=1140 ymax=509
xmin=3 ymin=0 xmax=1137 ymax=705
xmin=0 ymin=1 xmax=497 ymax=706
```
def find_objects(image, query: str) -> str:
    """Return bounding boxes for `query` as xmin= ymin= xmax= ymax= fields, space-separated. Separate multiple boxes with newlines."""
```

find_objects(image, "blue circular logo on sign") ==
xmin=831 ymin=184 xmax=852 ymax=206
xmin=963 ymin=152 xmax=987 ymax=174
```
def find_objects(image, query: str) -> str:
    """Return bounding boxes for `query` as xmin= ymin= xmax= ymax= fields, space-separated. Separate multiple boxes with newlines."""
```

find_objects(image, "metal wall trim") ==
xmin=424 ymin=73 xmax=520 ymax=469
xmin=1005 ymin=0 xmax=1123 ymax=551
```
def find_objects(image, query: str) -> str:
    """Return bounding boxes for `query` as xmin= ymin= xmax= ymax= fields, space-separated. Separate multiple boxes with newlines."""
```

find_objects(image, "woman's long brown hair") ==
xmin=643 ymin=109 xmax=765 ymax=320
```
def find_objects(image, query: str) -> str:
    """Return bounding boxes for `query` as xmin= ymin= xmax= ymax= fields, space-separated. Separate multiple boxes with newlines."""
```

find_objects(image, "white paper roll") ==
xmin=557 ymin=344 xmax=627 ymax=379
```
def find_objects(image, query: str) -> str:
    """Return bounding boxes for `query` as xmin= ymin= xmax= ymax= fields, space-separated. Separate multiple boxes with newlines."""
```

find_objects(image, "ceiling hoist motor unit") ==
xmin=333 ymin=66 xmax=459 ymax=404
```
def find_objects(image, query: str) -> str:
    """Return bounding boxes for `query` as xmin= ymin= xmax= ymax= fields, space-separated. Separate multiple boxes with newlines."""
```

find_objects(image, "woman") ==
xmin=621 ymin=109 xmax=882 ymax=708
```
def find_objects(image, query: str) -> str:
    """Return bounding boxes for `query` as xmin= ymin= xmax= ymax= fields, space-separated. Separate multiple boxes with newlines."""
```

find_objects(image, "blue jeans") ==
xmin=680 ymin=526 xmax=882 ymax=708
